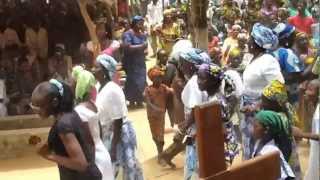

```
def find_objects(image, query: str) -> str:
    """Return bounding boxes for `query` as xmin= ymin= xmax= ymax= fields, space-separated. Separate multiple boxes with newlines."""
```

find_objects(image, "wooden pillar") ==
xmin=190 ymin=0 xmax=208 ymax=50
xmin=195 ymin=102 xmax=281 ymax=180
xmin=77 ymin=0 xmax=100 ymax=59
xmin=194 ymin=102 xmax=227 ymax=178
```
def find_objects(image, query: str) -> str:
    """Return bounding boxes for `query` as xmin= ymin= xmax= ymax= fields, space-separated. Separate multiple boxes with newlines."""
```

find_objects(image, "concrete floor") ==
xmin=0 ymin=58 xmax=312 ymax=180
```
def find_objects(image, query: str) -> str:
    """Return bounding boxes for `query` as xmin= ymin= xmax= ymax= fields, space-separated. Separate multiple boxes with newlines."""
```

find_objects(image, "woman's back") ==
xmin=48 ymin=111 xmax=101 ymax=180
xmin=75 ymin=105 xmax=114 ymax=180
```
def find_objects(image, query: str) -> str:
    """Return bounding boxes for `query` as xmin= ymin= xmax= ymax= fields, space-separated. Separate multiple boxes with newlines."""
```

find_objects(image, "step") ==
xmin=0 ymin=127 xmax=50 ymax=159
xmin=0 ymin=115 xmax=53 ymax=130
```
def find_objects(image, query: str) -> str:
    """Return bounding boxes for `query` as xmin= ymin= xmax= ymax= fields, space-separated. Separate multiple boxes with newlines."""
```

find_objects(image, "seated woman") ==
xmin=253 ymin=110 xmax=295 ymax=180
xmin=72 ymin=66 xmax=114 ymax=180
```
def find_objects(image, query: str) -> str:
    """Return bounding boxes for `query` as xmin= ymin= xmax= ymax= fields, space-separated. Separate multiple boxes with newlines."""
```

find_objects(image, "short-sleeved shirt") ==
xmin=273 ymin=48 xmax=304 ymax=74
xmin=96 ymin=81 xmax=128 ymax=127
xmin=48 ymin=111 xmax=101 ymax=180
xmin=288 ymin=15 xmax=315 ymax=35
xmin=243 ymin=54 xmax=284 ymax=99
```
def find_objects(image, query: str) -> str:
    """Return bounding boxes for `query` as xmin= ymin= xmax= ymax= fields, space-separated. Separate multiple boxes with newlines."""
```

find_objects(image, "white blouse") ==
xmin=243 ymin=54 xmax=284 ymax=99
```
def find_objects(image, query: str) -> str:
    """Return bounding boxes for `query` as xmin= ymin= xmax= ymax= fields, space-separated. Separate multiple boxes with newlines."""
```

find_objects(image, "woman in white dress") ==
xmin=241 ymin=23 xmax=284 ymax=160
xmin=72 ymin=66 xmax=114 ymax=180
xmin=93 ymin=54 xmax=144 ymax=180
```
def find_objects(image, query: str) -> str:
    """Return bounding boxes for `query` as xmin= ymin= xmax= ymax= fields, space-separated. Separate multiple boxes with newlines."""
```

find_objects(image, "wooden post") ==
xmin=190 ymin=0 xmax=208 ymax=50
xmin=77 ymin=0 xmax=100 ymax=59
xmin=195 ymin=102 xmax=281 ymax=180
xmin=194 ymin=102 xmax=227 ymax=177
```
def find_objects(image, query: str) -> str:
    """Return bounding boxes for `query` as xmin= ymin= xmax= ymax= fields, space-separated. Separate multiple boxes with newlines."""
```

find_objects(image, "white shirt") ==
xmin=25 ymin=27 xmax=48 ymax=59
xmin=252 ymin=140 xmax=295 ymax=180
xmin=225 ymin=69 xmax=244 ymax=98
xmin=146 ymin=1 xmax=164 ymax=26
xmin=243 ymin=54 xmax=284 ymax=98
xmin=181 ymin=75 xmax=208 ymax=114
xmin=96 ymin=81 xmax=128 ymax=127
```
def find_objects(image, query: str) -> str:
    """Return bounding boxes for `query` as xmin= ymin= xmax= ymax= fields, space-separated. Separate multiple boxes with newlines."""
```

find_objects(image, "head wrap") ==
xmin=96 ymin=54 xmax=118 ymax=79
xmin=148 ymin=67 xmax=165 ymax=81
xmin=164 ymin=9 xmax=172 ymax=16
xmin=198 ymin=63 xmax=236 ymax=96
xmin=169 ymin=39 xmax=193 ymax=65
xmin=262 ymin=80 xmax=288 ymax=106
xmin=132 ymin=15 xmax=144 ymax=26
xmin=251 ymin=23 xmax=279 ymax=50
xmin=255 ymin=110 xmax=292 ymax=160
xmin=49 ymin=79 xmax=64 ymax=97
xmin=179 ymin=48 xmax=211 ymax=65
xmin=72 ymin=66 xmax=96 ymax=101
xmin=198 ymin=63 xmax=224 ymax=81
xmin=273 ymin=23 xmax=296 ymax=40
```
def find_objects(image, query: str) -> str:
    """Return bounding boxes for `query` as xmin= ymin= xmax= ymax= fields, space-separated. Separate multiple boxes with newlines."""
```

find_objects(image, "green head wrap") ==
xmin=72 ymin=66 xmax=96 ymax=102
xmin=255 ymin=110 xmax=292 ymax=161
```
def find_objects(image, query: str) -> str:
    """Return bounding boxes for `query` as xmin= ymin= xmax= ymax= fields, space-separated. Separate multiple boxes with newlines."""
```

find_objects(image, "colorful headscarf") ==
xmin=262 ymin=80 xmax=302 ymax=130
xmin=180 ymin=48 xmax=211 ymax=65
xmin=255 ymin=110 xmax=292 ymax=160
xmin=72 ymin=66 xmax=96 ymax=101
xmin=273 ymin=23 xmax=296 ymax=40
xmin=198 ymin=63 xmax=224 ymax=81
xmin=148 ymin=67 xmax=165 ymax=81
xmin=251 ymin=23 xmax=279 ymax=50
xmin=132 ymin=15 xmax=144 ymax=26
xmin=96 ymin=54 xmax=118 ymax=79
xmin=262 ymin=80 xmax=288 ymax=105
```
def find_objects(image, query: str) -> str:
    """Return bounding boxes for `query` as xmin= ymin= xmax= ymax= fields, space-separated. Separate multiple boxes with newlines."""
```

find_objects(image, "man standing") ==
xmin=146 ymin=0 xmax=164 ymax=57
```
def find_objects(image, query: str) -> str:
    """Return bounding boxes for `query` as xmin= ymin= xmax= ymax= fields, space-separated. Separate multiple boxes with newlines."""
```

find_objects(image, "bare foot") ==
xmin=161 ymin=154 xmax=176 ymax=169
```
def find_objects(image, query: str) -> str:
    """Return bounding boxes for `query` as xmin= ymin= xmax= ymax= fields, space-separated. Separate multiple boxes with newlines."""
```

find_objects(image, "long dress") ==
xmin=242 ymin=53 xmax=284 ymax=160
xmin=75 ymin=105 xmax=114 ymax=180
xmin=304 ymin=104 xmax=320 ymax=180
xmin=182 ymin=75 xmax=239 ymax=180
xmin=96 ymin=81 xmax=144 ymax=180
xmin=122 ymin=29 xmax=147 ymax=104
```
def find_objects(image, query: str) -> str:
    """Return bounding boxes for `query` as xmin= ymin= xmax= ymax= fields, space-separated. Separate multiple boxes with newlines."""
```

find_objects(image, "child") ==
xmin=144 ymin=66 xmax=173 ymax=163
xmin=253 ymin=110 xmax=296 ymax=180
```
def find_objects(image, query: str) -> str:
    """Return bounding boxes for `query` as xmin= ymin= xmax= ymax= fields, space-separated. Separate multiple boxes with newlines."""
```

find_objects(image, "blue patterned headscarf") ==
xmin=132 ymin=15 xmax=144 ymax=26
xmin=251 ymin=23 xmax=279 ymax=50
xmin=96 ymin=54 xmax=118 ymax=79
xmin=179 ymin=48 xmax=211 ymax=65
xmin=273 ymin=23 xmax=296 ymax=40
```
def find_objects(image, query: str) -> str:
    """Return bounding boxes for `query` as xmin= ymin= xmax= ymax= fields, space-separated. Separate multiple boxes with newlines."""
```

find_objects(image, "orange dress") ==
xmin=144 ymin=84 xmax=171 ymax=142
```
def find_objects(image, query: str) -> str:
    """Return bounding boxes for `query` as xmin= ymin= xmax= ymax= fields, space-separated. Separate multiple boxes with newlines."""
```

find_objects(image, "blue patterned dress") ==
xmin=122 ymin=30 xmax=147 ymax=104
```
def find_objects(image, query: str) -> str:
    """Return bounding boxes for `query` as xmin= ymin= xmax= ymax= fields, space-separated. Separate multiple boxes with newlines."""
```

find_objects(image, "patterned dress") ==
xmin=184 ymin=91 xmax=239 ymax=180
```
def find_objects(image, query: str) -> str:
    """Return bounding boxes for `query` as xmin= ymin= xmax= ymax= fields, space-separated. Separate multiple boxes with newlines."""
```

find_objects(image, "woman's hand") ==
xmin=110 ymin=146 xmax=117 ymax=162
xmin=37 ymin=143 xmax=51 ymax=160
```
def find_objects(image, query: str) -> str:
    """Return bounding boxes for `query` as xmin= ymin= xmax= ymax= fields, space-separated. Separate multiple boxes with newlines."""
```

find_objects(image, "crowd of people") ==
xmin=1 ymin=0 xmax=319 ymax=180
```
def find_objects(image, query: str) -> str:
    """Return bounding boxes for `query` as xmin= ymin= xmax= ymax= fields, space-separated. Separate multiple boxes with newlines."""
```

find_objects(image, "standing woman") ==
xmin=93 ymin=54 xmax=144 ymax=180
xmin=31 ymin=80 xmax=101 ymax=180
xmin=241 ymin=23 xmax=284 ymax=160
xmin=122 ymin=16 xmax=148 ymax=108
xmin=72 ymin=66 xmax=114 ymax=180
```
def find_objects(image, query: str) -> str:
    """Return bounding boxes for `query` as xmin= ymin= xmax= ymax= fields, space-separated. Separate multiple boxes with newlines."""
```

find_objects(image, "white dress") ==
xmin=75 ymin=105 xmax=114 ymax=180
xmin=304 ymin=104 xmax=320 ymax=180
xmin=252 ymin=140 xmax=295 ymax=180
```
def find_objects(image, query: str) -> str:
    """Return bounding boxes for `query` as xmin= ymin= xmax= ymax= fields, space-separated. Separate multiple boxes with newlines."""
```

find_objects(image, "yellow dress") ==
xmin=159 ymin=23 xmax=181 ymax=54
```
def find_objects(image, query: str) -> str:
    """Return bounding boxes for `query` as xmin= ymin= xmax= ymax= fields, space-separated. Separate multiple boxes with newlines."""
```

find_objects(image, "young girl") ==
xmin=144 ymin=66 xmax=173 ymax=163
xmin=253 ymin=110 xmax=295 ymax=180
